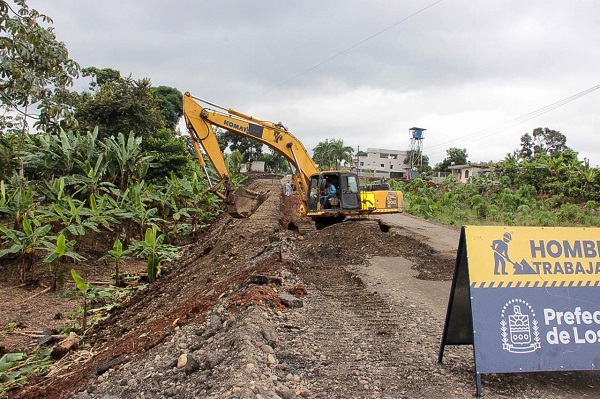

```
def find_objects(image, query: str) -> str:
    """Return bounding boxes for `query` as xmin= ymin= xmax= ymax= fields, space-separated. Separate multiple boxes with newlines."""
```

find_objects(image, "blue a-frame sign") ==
xmin=439 ymin=226 xmax=600 ymax=397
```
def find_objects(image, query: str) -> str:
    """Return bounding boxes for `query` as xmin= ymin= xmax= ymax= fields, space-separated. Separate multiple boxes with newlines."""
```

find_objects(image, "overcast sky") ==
xmin=30 ymin=0 xmax=600 ymax=166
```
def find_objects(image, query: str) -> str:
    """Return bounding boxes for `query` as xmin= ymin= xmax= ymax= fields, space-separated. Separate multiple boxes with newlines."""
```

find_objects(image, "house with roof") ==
xmin=448 ymin=164 xmax=489 ymax=183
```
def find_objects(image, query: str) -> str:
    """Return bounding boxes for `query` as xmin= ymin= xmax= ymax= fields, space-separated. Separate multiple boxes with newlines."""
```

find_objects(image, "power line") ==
xmin=255 ymin=0 xmax=446 ymax=98
xmin=426 ymin=83 xmax=600 ymax=156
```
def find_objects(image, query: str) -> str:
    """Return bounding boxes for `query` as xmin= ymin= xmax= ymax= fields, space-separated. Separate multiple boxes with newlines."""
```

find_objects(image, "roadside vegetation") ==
xmin=390 ymin=129 xmax=600 ymax=227
xmin=0 ymin=1 xmax=258 ymax=390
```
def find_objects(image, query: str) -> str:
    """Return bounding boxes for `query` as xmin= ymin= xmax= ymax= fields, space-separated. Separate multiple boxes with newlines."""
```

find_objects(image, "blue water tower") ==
xmin=410 ymin=127 xmax=426 ymax=140
xmin=408 ymin=127 xmax=427 ymax=179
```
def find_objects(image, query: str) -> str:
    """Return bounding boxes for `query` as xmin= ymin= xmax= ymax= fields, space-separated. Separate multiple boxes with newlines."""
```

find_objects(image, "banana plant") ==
xmin=37 ymin=176 xmax=67 ymax=205
xmin=149 ymin=178 xmax=174 ymax=237
xmin=70 ymin=269 xmax=91 ymax=331
xmin=102 ymin=132 xmax=153 ymax=191
xmin=0 ymin=214 xmax=55 ymax=282
xmin=134 ymin=226 xmax=180 ymax=283
xmin=122 ymin=180 xmax=162 ymax=240
xmin=99 ymin=239 xmax=132 ymax=286
xmin=169 ymin=199 xmax=191 ymax=235
xmin=71 ymin=155 xmax=115 ymax=200
xmin=44 ymin=233 xmax=85 ymax=291
xmin=0 ymin=349 xmax=53 ymax=394
xmin=42 ymin=196 xmax=99 ymax=237
xmin=22 ymin=129 xmax=82 ymax=178
xmin=87 ymin=193 xmax=121 ymax=232
xmin=139 ymin=226 xmax=159 ymax=283
xmin=187 ymin=170 xmax=221 ymax=234
xmin=0 ymin=178 xmax=35 ymax=230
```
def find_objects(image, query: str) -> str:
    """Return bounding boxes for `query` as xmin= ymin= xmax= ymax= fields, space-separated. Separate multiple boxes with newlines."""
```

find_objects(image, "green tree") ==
xmin=152 ymin=86 xmax=183 ymax=130
xmin=403 ymin=149 xmax=430 ymax=168
xmin=259 ymin=149 xmax=290 ymax=173
xmin=0 ymin=0 xmax=80 ymax=127
xmin=434 ymin=148 xmax=468 ymax=172
xmin=217 ymin=129 xmax=263 ymax=163
xmin=225 ymin=150 xmax=244 ymax=174
xmin=312 ymin=138 xmax=353 ymax=170
xmin=0 ymin=133 xmax=19 ymax=180
xmin=518 ymin=132 xmax=534 ymax=160
xmin=81 ymin=66 xmax=121 ymax=90
xmin=75 ymin=75 xmax=165 ymax=144
xmin=144 ymin=128 xmax=192 ymax=181
xmin=518 ymin=127 xmax=569 ymax=160
xmin=0 ymin=0 xmax=80 ymax=176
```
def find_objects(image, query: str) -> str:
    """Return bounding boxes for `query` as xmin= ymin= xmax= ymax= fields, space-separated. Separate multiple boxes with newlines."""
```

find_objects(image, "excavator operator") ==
xmin=320 ymin=180 xmax=337 ymax=208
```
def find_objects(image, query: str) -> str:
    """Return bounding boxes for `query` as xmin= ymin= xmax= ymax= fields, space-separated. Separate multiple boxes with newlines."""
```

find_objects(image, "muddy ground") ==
xmin=2 ymin=176 xmax=600 ymax=398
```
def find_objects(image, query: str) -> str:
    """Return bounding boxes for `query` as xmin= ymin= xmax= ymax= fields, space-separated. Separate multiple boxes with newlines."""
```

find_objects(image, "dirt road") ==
xmin=11 ymin=177 xmax=600 ymax=399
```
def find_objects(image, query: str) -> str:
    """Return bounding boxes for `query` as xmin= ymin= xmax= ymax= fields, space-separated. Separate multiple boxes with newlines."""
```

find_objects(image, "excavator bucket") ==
xmin=227 ymin=187 xmax=268 ymax=218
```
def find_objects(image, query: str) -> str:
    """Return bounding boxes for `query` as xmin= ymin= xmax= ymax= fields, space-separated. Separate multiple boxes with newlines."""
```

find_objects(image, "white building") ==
xmin=353 ymin=148 xmax=411 ymax=179
xmin=250 ymin=160 xmax=266 ymax=172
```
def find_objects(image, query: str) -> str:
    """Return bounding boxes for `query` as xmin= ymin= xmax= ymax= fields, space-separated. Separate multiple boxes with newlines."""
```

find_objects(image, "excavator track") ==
xmin=297 ymin=221 xmax=317 ymax=234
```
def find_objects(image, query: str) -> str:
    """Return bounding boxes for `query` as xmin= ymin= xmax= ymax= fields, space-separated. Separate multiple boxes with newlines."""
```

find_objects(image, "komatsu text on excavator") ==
xmin=183 ymin=92 xmax=403 ymax=227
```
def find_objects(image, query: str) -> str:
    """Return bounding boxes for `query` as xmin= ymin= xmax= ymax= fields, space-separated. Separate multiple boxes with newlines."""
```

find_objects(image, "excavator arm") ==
xmin=183 ymin=92 xmax=319 ymax=215
xmin=184 ymin=94 xmax=268 ymax=217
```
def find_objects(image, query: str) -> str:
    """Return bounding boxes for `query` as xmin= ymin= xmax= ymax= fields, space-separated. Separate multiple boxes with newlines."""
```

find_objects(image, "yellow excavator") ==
xmin=183 ymin=92 xmax=403 ymax=227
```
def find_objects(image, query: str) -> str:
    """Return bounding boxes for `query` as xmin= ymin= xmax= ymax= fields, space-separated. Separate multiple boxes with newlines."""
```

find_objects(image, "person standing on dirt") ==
xmin=285 ymin=181 xmax=292 ymax=196
xmin=491 ymin=232 xmax=513 ymax=275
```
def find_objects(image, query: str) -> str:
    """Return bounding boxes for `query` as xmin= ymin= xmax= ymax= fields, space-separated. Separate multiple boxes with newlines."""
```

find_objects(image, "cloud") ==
xmin=30 ymin=0 xmax=600 ymax=166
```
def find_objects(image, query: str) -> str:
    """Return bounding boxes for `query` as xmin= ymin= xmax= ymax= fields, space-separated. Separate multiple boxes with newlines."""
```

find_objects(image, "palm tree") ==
xmin=312 ymin=139 xmax=354 ymax=170
xmin=328 ymin=139 xmax=354 ymax=169
xmin=312 ymin=140 xmax=333 ymax=169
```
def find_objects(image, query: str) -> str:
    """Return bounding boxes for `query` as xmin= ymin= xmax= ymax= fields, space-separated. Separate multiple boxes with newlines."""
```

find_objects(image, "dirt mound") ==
xmin=298 ymin=220 xmax=454 ymax=281
xmin=8 ymin=177 xmax=598 ymax=399
xmin=12 ymin=177 xmax=286 ymax=398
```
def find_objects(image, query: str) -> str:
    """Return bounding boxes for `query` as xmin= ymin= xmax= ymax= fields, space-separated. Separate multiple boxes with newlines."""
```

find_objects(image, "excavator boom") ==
xmin=184 ymin=93 xmax=318 ymax=201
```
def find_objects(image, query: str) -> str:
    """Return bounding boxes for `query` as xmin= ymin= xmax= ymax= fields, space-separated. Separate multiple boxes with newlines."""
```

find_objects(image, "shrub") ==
xmin=585 ymin=200 xmax=597 ymax=213
xmin=536 ymin=211 xmax=555 ymax=226
xmin=516 ymin=184 xmax=537 ymax=203
xmin=557 ymin=203 xmax=583 ymax=224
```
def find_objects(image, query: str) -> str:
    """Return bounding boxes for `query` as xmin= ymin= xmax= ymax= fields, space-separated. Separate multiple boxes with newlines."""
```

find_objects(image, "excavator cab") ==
xmin=306 ymin=172 xmax=361 ymax=213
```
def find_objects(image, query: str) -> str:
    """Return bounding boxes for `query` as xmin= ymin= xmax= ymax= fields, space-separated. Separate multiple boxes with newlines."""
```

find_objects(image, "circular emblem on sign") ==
xmin=500 ymin=298 xmax=541 ymax=353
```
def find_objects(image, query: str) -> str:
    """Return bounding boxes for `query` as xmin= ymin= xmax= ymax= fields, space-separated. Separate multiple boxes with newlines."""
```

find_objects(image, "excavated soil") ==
xmin=3 ymin=176 xmax=600 ymax=398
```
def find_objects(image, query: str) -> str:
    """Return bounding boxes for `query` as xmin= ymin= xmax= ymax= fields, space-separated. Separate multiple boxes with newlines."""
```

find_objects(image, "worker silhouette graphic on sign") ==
xmin=491 ymin=233 xmax=513 ymax=275
xmin=491 ymin=233 xmax=539 ymax=275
